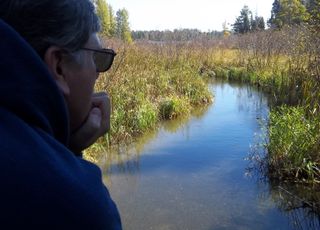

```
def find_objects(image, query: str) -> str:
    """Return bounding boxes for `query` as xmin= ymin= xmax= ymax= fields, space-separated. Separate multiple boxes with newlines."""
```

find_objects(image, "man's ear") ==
xmin=44 ymin=46 xmax=70 ymax=96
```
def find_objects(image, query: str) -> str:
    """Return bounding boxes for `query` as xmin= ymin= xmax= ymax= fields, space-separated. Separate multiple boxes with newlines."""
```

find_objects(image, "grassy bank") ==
xmin=92 ymin=41 xmax=213 ymax=145
xmin=87 ymin=26 xmax=320 ymax=184
xmin=206 ymin=26 xmax=320 ymax=184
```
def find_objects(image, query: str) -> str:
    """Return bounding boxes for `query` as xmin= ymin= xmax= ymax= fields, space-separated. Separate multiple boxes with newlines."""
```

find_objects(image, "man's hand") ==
xmin=69 ymin=92 xmax=111 ymax=154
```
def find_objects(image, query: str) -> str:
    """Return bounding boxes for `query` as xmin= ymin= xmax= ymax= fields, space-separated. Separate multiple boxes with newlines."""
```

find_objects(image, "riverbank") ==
xmin=212 ymin=65 xmax=320 ymax=184
xmin=205 ymin=26 xmax=320 ymax=185
xmin=85 ymin=40 xmax=213 ymax=160
xmin=86 ymin=26 xmax=319 ymax=185
xmin=103 ymin=82 xmax=301 ymax=230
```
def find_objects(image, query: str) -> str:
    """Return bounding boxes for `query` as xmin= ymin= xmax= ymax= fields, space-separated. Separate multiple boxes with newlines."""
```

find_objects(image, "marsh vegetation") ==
xmin=85 ymin=1 xmax=320 ymax=228
xmin=87 ymin=23 xmax=320 ymax=187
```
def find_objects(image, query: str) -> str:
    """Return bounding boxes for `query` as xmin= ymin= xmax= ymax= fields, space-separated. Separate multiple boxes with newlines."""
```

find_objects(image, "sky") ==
xmin=106 ymin=0 xmax=275 ymax=32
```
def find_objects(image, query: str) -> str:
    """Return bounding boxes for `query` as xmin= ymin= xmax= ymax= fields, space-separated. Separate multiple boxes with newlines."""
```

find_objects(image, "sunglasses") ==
xmin=81 ymin=47 xmax=117 ymax=72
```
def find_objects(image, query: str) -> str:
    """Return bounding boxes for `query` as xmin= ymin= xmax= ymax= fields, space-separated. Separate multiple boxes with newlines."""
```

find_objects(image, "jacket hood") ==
xmin=0 ymin=19 xmax=69 ymax=145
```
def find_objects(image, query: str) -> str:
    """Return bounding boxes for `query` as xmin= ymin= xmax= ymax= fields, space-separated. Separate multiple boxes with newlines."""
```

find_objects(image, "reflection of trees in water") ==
xmin=269 ymin=182 xmax=320 ymax=230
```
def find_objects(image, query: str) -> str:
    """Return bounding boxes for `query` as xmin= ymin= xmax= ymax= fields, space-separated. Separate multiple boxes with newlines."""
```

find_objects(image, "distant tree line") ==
xmin=131 ymin=29 xmax=223 ymax=42
xmin=95 ymin=0 xmax=320 ymax=41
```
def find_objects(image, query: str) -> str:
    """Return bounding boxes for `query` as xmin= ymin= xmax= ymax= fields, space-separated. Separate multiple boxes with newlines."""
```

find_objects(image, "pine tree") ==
xmin=242 ymin=6 xmax=251 ymax=33
xmin=268 ymin=0 xmax=282 ymax=27
xmin=257 ymin=17 xmax=266 ymax=30
xmin=251 ymin=14 xmax=257 ymax=31
xmin=232 ymin=5 xmax=252 ymax=34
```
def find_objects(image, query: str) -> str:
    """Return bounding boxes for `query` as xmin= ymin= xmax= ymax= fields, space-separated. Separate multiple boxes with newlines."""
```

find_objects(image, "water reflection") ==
xmin=99 ymin=81 xmax=319 ymax=230
xmin=270 ymin=183 xmax=320 ymax=230
xmin=100 ymin=103 xmax=211 ymax=177
xmin=162 ymin=115 xmax=192 ymax=134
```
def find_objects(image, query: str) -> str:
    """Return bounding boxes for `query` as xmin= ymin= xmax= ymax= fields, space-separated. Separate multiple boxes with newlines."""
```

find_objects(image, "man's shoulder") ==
xmin=0 ymin=107 xmax=122 ymax=229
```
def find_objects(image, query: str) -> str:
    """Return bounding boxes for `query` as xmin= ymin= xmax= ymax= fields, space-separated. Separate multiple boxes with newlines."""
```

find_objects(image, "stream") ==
xmin=98 ymin=80 xmax=319 ymax=230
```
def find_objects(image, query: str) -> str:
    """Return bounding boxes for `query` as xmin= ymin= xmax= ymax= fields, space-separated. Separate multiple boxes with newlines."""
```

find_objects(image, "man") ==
xmin=0 ymin=0 xmax=122 ymax=229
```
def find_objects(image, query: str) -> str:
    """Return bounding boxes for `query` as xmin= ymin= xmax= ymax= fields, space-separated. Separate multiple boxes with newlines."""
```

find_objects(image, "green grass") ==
xmin=211 ymin=63 xmax=320 ymax=184
xmin=92 ymin=41 xmax=213 ymax=145
xmin=185 ymin=27 xmax=320 ymax=184
xmin=268 ymin=106 xmax=320 ymax=183
xmin=159 ymin=96 xmax=190 ymax=120
xmin=85 ymin=28 xmax=320 ymax=185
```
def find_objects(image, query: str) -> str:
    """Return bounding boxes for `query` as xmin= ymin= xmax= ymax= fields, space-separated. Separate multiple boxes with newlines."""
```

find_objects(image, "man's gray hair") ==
xmin=0 ymin=0 xmax=100 ymax=58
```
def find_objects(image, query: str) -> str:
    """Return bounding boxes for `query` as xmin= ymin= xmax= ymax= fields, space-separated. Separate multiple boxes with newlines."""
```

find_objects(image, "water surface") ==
xmin=99 ymin=81 xmax=319 ymax=230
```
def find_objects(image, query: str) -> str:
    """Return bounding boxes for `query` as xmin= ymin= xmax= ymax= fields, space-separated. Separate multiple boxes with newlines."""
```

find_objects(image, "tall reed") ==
xmin=95 ymin=40 xmax=213 ymax=144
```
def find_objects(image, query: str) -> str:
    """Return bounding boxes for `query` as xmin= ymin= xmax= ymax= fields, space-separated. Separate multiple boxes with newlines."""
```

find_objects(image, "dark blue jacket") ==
xmin=0 ymin=20 xmax=122 ymax=229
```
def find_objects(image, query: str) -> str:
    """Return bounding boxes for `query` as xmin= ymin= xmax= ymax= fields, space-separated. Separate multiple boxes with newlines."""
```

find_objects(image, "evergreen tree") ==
xmin=232 ymin=6 xmax=252 ymax=34
xmin=233 ymin=17 xmax=243 ymax=34
xmin=115 ymin=8 xmax=132 ymax=43
xmin=96 ymin=0 xmax=110 ymax=37
xmin=251 ymin=14 xmax=257 ymax=31
xmin=257 ymin=17 xmax=266 ymax=30
xmin=268 ymin=0 xmax=282 ymax=27
xmin=242 ymin=6 xmax=251 ymax=33
xmin=252 ymin=15 xmax=266 ymax=31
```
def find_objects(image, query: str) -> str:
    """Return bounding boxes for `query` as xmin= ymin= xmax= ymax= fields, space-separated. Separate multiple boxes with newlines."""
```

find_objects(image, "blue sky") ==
xmin=106 ymin=0 xmax=274 ymax=31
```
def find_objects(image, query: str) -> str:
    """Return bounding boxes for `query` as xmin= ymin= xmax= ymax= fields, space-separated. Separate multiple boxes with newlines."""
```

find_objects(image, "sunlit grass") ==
xmin=94 ymin=41 xmax=213 ymax=144
xmin=268 ymin=106 xmax=320 ymax=183
xmin=86 ymin=28 xmax=320 ymax=185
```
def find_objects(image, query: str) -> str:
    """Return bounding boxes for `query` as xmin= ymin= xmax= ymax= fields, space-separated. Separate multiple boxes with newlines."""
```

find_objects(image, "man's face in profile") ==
xmin=61 ymin=33 xmax=101 ymax=132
